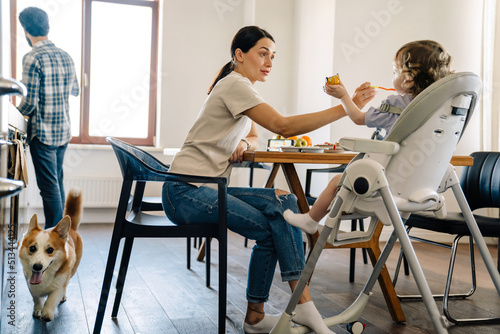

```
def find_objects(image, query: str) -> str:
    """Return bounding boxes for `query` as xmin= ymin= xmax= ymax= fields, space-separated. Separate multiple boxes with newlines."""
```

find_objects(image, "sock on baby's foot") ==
xmin=293 ymin=301 xmax=335 ymax=334
xmin=283 ymin=209 xmax=319 ymax=234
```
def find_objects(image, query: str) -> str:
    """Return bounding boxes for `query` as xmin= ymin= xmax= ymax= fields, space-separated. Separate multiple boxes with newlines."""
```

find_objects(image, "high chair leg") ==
xmin=379 ymin=186 xmax=449 ymax=334
xmin=272 ymin=194 xmax=373 ymax=334
xmin=270 ymin=220 xmax=335 ymax=334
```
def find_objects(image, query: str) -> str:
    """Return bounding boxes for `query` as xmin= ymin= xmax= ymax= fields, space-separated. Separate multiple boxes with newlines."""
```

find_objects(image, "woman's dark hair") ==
xmin=208 ymin=26 xmax=274 ymax=94
xmin=395 ymin=40 xmax=453 ymax=97
xmin=19 ymin=7 xmax=50 ymax=37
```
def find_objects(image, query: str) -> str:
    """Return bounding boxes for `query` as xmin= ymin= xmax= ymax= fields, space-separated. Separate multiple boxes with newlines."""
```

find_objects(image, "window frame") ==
xmin=12 ymin=0 xmax=159 ymax=146
xmin=77 ymin=0 xmax=159 ymax=146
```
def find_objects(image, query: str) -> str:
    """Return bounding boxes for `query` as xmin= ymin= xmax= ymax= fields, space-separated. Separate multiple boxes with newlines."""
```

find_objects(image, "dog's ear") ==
xmin=53 ymin=216 xmax=71 ymax=241
xmin=27 ymin=214 xmax=42 ymax=234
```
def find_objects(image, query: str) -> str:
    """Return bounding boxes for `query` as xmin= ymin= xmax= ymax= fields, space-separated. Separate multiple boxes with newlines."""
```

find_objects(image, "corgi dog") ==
xmin=19 ymin=189 xmax=83 ymax=321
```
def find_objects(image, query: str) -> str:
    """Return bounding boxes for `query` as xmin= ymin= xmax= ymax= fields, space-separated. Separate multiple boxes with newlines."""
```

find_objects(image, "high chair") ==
xmin=270 ymin=72 xmax=500 ymax=334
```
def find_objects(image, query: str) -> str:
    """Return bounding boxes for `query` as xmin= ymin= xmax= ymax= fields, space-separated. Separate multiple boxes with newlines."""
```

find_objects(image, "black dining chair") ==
xmin=393 ymin=151 xmax=500 ymax=325
xmin=121 ymin=154 xmax=212 ymax=276
xmin=93 ymin=137 xmax=228 ymax=334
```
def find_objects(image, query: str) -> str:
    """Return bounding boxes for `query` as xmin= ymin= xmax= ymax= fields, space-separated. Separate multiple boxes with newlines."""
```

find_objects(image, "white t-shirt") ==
xmin=169 ymin=72 xmax=265 ymax=184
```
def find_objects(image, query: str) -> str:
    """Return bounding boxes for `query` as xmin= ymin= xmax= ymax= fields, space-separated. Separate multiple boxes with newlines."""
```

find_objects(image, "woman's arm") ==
xmin=244 ymin=121 xmax=259 ymax=150
xmin=244 ymin=103 xmax=347 ymax=138
xmin=244 ymin=82 xmax=375 ymax=137
xmin=229 ymin=122 xmax=259 ymax=163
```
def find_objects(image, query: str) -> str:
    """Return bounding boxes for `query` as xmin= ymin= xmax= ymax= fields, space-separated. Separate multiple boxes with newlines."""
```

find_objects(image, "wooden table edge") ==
xmin=243 ymin=151 xmax=473 ymax=166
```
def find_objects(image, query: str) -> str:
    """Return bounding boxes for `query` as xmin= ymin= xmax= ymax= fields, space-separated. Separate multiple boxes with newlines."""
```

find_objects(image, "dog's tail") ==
xmin=64 ymin=189 xmax=83 ymax=231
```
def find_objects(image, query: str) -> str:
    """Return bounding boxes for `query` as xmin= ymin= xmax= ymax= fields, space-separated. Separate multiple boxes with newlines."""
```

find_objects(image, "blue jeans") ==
xmin=29 ymin=137 xmax=67 ymax=229
xmin=162 ymin=182 xmax=305 ymax=303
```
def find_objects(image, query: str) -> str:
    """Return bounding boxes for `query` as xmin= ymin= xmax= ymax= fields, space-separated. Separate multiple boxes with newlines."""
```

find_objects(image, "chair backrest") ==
xmin=106 ymin=137 xmax=170 ymax=182
xmin=106 ymin=137 xmax=228 ymax=188
xmin=380 ymin=72 xmax=481 ymax=207
xmin=460 ymin=151 xmax=500 ymax=211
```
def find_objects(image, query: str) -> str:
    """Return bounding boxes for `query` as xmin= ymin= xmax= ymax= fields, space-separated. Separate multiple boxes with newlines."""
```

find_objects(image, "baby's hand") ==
xmin=324 ymin=80 xmax=348 ymax=99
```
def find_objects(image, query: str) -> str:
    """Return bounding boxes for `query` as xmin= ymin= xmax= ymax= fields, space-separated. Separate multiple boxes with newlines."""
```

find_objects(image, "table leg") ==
xmin=281 ymin=163 xmax=310 ymax=213
xmin=265 ymin=163 xmax=280 ymax=188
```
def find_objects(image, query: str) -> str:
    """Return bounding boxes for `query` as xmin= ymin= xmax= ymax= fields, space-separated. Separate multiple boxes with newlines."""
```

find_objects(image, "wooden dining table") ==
xmin=242 ymin=149 xmax=473 ymax=323
xmin=243 ymin=150 xmax=473 ymax=216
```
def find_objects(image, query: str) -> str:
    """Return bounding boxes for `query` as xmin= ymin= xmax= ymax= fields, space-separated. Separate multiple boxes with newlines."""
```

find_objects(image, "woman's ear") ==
xmin=234 ymin=48 xmax=244 ymax=63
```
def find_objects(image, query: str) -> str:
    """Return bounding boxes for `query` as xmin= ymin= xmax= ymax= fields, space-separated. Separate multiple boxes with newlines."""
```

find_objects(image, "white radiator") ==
xmin=21 ymin=176 xmax=123 ymax=208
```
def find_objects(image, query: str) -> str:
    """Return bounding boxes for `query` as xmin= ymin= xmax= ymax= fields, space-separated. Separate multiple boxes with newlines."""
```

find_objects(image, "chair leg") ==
xmin=93 ymin=232 xmax=122 ymax=334
xmin=359 ymin=219 xmax=368 ymax=264
xmin=403 ymin=254 xmax=410 ymax=276
xmin=187 ymin=238 xmax=191 ymax=269
xmin=112 ymin=237 xmax=134 ymax=317
xmin=349 ymin=220 xmax=356 ymax=283
xmin=440 ymin=236 xmax=500 ymax=325
xmin=497 ymin=238 xmax=500 ymax=273
xmin=349 ymin=248 xmax=356 ymax=283
xmin=218 ymin=236 xmax=227 ymax=334
xmin=348 ymin=219 xmax=368 ymax=283
xmin=206 ymin=238 xmax=211 ymax=287
xmin=393 ymin=232 xmax=476 ymax=302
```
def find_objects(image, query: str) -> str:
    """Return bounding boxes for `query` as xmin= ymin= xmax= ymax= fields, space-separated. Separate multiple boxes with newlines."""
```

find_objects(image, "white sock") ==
xmin=293 ymin=301 xmax=335 ymax=334
xmin=283 ymin=209 xmax=319 ymax=234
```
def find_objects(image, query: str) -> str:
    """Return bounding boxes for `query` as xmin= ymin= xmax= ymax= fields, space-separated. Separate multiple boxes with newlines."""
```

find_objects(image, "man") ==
xmin=18 ymin=7 xmax=79 ymax=229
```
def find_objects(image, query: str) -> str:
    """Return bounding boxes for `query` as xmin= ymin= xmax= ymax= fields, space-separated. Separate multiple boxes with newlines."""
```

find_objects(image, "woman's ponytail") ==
xmin=208 ymin=61 xmax=234 ymax=94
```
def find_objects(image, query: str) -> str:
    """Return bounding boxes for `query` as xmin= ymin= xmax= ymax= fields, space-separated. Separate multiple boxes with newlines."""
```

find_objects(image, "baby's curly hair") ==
xmin=395 ymin=40 xmax=453 ymax=97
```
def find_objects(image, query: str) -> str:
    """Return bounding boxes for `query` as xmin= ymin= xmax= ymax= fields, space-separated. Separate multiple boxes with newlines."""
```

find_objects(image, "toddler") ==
xmin=285 ymin=40 xmax=453 ymax=234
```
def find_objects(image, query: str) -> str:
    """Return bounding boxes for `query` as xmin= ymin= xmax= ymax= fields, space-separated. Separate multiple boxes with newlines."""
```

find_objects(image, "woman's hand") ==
xmin=352 ymin=82 xmax=377 ymax=109
xmin=229 ymin=140 xmax=248 ymax=163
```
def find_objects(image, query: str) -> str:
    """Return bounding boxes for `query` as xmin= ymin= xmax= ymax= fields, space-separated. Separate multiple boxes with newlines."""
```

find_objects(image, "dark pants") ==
xmin=29 ymin=137 xmax=67 ymax=229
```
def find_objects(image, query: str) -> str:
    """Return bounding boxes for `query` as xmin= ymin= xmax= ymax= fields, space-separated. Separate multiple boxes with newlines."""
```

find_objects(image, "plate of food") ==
xmin=280 ymin=147 xmax=301 ymax=152
xmin=317 ymin=142 xmax=345 ymax=153
xmin=280 ymin=146 xmax=325 ymax=153
xmin=323 ymin=147 xmax=345 ymax=153
xmin=299 ymin=146 xmax=325 ymax=153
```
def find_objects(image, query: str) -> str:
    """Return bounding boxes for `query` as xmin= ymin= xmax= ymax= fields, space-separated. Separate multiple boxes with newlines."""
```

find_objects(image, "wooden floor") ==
xmin=2 ymin=223 xmax=500 ymax=334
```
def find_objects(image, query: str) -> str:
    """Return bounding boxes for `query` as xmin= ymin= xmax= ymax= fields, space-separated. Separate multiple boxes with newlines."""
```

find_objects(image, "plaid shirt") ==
xmin=18 ymin=40 xmax=79 ymax=146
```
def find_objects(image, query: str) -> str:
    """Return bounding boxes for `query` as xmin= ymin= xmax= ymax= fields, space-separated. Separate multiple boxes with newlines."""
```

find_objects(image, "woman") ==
xmin=162 ymin=26 xmax=375 ymax=334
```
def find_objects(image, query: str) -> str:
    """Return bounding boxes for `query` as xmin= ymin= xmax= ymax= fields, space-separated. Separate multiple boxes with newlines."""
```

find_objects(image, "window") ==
xmin=14 ymin=0 xmax=159 ymax=146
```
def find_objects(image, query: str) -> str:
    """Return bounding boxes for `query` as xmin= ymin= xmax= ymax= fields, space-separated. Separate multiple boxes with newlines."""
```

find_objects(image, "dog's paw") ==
xmin=41 ymin=309 xmax=54 ymax=322
xmin=60 ymin=295 xmax=67 ymax=303
xmin=33 ymin=306 xmax=43 ymax=318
